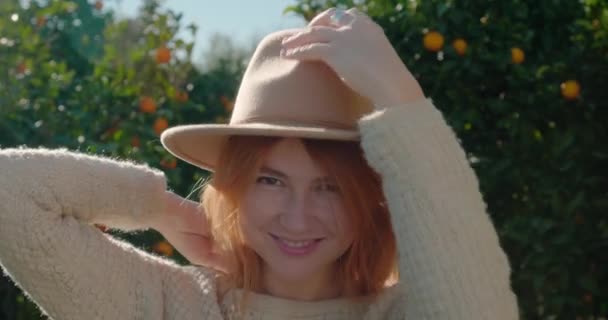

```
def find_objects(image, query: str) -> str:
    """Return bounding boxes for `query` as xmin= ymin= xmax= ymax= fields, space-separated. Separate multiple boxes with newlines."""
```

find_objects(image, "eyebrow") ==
xmin=259 ymin=165 xmax=334 ymax=183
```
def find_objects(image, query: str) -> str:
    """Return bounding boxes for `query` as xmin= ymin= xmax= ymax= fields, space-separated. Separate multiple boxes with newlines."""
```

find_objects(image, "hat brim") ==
xmin=160 ymin=123 xmax=360 ymax=172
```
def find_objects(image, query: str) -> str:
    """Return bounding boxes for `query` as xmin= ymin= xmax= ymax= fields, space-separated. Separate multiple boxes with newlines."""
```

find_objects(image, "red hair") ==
xmin=200 ymin=135 xmax=398 ymax=302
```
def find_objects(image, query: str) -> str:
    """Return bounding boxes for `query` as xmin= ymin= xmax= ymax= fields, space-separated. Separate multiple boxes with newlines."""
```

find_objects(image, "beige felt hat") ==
xmin=160 ymin=27 xmax=375 ymax=172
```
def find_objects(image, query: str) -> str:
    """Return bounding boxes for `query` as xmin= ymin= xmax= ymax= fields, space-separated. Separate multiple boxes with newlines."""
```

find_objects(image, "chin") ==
xmin=265 ymin=255 xmax=334 ymax=282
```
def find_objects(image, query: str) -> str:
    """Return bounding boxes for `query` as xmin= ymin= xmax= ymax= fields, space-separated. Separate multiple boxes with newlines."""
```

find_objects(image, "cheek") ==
xmin=317 ymin=198 xmax=354 ymax=242
xmin=239 ymin=188 xmax=284 ymax=234
xmin=335 ymin=210 xmax=354 ymax=244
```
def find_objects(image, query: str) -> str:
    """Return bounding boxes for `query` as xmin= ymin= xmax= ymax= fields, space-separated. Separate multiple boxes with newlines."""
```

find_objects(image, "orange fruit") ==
xmin=36 ymin=16 xmax=46 ymax=27
xmin=139 ymin=96 xmax=156 ymax=113
xmin=220 ymin=95 xmax=234 ymax=111
xmin=423 ymin=31 xmax=444 ymax=52
xmin=583 ymin=293 xmax=593 ymax=304
xmin=160 ymin=157 xmax=177 ymax=169
xmin=154 ymin=117 xmax=169 ymax=136
xmin=452 ymin=38 xmax=467 ymax=56
xmin=16 ymin=62 xmax=27 ymax=75
xmin=153 ymin=240 xmax=174 ymax=257
xmin=175 ymin=90 xmax=189 ymax=103
xmin=560 ymin=80 xmax=581 ymax=100
xmin=104 ymin=125 xmax=119 ymax=137
xmin=94 ymin=1 xmax=103 ymax=10
xmin=156 ymin=46 xmax=171 ymax=64
xmin=130 ymin=136 xmax=141 ymax=148
xmin=511 ymin=47 xmax=525 ymax=64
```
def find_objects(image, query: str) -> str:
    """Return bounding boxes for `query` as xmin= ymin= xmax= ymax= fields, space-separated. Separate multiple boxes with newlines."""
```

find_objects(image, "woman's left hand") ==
xmin=150 ymin=191 xmax=231 ymax=273
xmin=280 ymin=7 xmax=425 ymax=109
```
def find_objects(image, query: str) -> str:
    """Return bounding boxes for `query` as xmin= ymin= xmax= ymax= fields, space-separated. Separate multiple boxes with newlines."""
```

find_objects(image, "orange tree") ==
xmin=286 ymin=0 xmax=607 ymax=318
xmin=0 ymin=0 xmax=245 ymax=318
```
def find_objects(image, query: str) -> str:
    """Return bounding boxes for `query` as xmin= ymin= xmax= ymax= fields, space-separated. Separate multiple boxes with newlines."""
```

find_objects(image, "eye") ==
xmin=256 ymin=176 xmax=283 ymax=187
xmin=316 ymin=183 xmax=341 ymax=194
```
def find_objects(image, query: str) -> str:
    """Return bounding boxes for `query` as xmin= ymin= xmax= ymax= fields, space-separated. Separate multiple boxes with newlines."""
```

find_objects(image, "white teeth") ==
xmin=279 ymin=238 xmax=313 ymax=248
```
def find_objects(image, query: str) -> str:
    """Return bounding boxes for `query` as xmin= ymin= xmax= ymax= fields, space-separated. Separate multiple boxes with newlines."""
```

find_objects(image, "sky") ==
xmin=109 ymin=0 xmax=308 ymax=60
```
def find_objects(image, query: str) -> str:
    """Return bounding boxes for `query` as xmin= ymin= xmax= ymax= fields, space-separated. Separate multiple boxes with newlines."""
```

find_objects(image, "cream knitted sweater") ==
xmin=0 ymin=98 xmax=519 ymax=319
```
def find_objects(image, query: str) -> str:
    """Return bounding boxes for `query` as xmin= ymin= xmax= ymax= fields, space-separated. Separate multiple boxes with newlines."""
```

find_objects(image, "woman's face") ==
xmin=239 ymin=138 xmax=354 ymax=283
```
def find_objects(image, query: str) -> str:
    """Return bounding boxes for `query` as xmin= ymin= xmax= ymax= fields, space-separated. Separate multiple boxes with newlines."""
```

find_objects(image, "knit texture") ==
xmin=0 ymin=98 xmax=519 ymax=319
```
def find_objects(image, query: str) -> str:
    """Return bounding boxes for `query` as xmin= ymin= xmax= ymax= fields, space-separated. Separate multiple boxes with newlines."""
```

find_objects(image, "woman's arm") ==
xmin=0 ymin=147 xmax=222 ymax=320
xmin=357 ymin=99 xmax=519 ymax=319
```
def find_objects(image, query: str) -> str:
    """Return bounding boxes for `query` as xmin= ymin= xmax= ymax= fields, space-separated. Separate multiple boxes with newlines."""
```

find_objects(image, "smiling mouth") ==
xmin=269 ymin=233 xmax=324 ymax=248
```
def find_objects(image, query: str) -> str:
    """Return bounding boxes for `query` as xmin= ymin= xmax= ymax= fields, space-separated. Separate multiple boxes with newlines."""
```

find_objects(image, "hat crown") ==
xmin=229 ymin=29 xmax=374 ymax=130
xmin=161 ymin=28 xmax=371 ymax=172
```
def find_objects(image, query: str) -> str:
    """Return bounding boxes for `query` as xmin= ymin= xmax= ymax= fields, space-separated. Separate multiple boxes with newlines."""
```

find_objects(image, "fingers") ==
xmin=308 ymin=7 xmax=356 ymax=28
xmin=176 ymin=210 xmax=210 ymax=236
xmin=281 ymin=26 xmax=337 ymax=48
xmin=307 ymin=7 xmax=337 ymax=27
xmin=345 ymin=7 xmax=364 ymax=16
xmin=204 ymin=252 xmax=232 ymax=274
xmin=168 ymin=199 xmax=208 ymax=235
xmin=281 ymin=6 xmax=373 ymax=53
xmin=280 ymin=42 xmax=333 ymax=61
xmin=181 ymin=233 xmax=231 ymax=273
xmin=311 ymin=7 xmax=366 ymax=28
xmin=281 ymin=24 xmax=338 ymax=61
xmin=176 ymin=196 xmax=201 ymax=212
xmin=166 ymin=191 xmax=209 ymax=235
xmin=280 ymin=6 xmax=379 ymax=63
xmin=166 ymin=191 xmax=202 ymax=217
xmin=281 ymin=5 xmax=372 ymax=56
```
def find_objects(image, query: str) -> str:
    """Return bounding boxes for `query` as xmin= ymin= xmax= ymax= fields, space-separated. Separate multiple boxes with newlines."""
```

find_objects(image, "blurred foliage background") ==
xmin=0 ymin=0 xmax=606 ymax=319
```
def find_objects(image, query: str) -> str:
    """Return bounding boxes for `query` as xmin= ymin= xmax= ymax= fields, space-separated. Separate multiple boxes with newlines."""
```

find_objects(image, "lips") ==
xmin=269 ymin=233 xmax=324 ymax=256
xmin=269 ymin=233 xmax=324 ymax=243
xmin=280 ymin=238 xmax=315 ymax=248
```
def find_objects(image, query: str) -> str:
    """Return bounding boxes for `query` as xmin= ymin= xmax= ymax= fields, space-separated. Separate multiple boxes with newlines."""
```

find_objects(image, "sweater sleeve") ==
xmin=0 ymin=147 xmax=222 ymax=320
xmin=357 ymin=98 xmax=519 ymax=319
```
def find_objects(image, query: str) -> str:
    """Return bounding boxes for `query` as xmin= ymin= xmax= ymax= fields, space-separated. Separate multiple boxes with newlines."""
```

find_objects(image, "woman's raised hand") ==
xmin=150 ymin=190 xmax=230 ymax=273
xmin=280 ymin=7 xmax=425 ymax=109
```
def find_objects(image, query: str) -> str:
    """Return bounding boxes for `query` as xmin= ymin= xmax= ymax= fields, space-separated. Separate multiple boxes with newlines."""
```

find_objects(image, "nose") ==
xmin=278 ymin=191 xmax=311 ymax=233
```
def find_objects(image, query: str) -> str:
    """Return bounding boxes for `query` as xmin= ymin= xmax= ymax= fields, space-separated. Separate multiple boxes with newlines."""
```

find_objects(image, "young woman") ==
xmin=0 ymin=7 xmax=519 ymax=320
